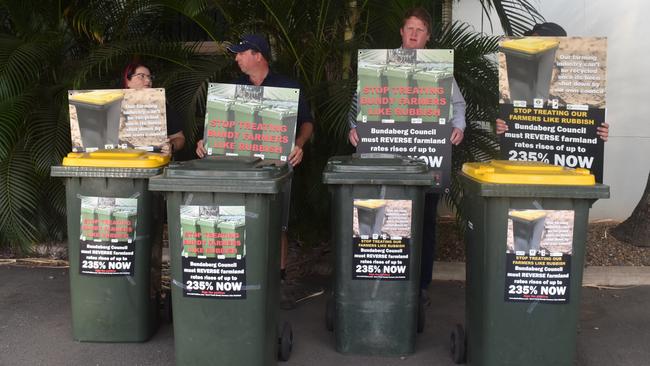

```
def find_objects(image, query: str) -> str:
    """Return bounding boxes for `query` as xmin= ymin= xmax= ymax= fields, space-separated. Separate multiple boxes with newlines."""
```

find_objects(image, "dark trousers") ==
xmin=420 ymin=192 xmax=439 ymax=290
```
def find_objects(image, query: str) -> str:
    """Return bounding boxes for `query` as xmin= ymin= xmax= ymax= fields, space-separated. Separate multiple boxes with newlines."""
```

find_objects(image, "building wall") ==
xmin=454 ymin=0 xmax=650 ymax=220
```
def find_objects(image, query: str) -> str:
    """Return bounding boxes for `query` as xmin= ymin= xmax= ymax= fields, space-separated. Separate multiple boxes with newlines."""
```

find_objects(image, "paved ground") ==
xmin=1 ymin=265 xmax=649 ymax=366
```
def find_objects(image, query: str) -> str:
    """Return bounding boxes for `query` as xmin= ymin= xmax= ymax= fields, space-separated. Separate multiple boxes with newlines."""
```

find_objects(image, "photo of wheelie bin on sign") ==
xmin=148 ymin=155 xmax=293 ymax=365
xmin=68 ymin=90 xmax=124 ymax=149
xmin=50 ymin=149 xmax=169 ymax=342
xmin=451 ymin=160 xmax=609 ymax=365
xmin=322 ymin=154 xmax=436 ymax=356
xmin=500 ymin=38 xmax=559 ymax=103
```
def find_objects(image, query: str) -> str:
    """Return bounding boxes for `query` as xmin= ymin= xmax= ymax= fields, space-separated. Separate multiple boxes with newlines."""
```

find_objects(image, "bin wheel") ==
xmin=325 ymin=296 xmax=334 ymax=332
xmin=450 ymin=323 xmax=467 ymax=364
xmin=162 ymin=289 xmax=173 ymax=323
xmin=417 ymin=296 xmax=425 ymax=333
xmin=278 ymin=321 xmax=293 ymax=362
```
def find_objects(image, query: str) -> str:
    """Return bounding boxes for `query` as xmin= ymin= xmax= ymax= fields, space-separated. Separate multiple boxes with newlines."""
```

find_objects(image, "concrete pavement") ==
xmin=431 ymin=261 xmax=650 ymax=286
xmin=1 ymin=264 xmax=649 ymax=365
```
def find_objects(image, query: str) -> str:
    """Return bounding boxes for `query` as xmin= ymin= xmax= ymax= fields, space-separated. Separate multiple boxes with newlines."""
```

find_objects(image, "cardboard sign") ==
xmin=68 ymin=88 xmax=167 ymax=152
xmin=202 ymin=83 xmax=298 ymax=162
xmin=498 ymin=37 xmax=607 ymax=182
xmin=180 ymin=205 xmax=247 ymax=299
xmin=355 ymin=49 xmax=455 ymax=191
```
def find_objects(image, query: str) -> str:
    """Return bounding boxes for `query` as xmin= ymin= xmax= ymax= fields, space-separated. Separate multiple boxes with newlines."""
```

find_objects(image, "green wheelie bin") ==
xmin=450 ymin=160 xmax=609 ymax=365
xmin=180 ymin=214 xmax=201 ymax=256
xmin=80 ymin=205 xmax=97 ymax=240
xmin=197 ymin=216 xmax=221 ymax=258
xmin=113 ymin=209 xmax=137 ymax=243
xmin=411 ymin=69 xmax=454 ymax=123
xmin=148 ymin=155 xmax=293 ymax=365
xmin=204 ymin=97 xmax=236 ymax=155
xmin=383 ymin=65 xmax=423 ymax=122
xmin=322 ymin=154 xmax=436 ymax=355
xmin=258 ymin=106 xmax=297 ymax=160
xmin=357 ymin=64 xmax=387 ymax=123
xmin=50 ymin=149 xmax=170 ymax=342
xmin=218 ymin=219 xmax=246 ymax=258
xmin=232 ymin=101 xmax=265 ymax=156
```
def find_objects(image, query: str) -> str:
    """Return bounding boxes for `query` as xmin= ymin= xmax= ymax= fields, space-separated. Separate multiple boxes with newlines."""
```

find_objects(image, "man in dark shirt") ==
xmin=196 ymin=34 xmax=316 ymax=308
xmin=196 ymin=34 xmax=313 ymax=164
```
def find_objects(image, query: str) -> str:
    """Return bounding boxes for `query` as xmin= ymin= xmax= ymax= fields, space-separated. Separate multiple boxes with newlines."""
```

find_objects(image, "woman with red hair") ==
xmin=122 ymin=62 xmax=185 ymax=155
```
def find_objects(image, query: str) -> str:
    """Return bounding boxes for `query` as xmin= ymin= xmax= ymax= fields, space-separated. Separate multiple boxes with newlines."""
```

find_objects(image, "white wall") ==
xmin=454 ymin=0 xmax=650 ymax=220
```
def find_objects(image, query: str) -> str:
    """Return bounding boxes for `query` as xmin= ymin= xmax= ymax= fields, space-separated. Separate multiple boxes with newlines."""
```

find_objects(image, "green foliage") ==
xmin=478 ymin=0 xmax=545 ymax=36
xmin=0 ymin=0 xmax=545 ymax=252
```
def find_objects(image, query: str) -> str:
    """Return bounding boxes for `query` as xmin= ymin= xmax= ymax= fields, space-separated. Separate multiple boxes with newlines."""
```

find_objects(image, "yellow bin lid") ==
xmin=501 ymin=38 xmax=559 ymax=54
xmin=69 ymin=90 xmax=124 ymax=105
xmin=354 ymin=199 xmax=387 ymax=209
xmin=462 ymin=160 xmax=595 ymax=185
xmin=509 ymin=210 xmax=547 ymax=221
xmin=62 ymin=149 xmax=169 ymax=168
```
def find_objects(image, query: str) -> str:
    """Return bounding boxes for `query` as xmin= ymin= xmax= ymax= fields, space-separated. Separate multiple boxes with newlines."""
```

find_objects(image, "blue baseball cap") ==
xmin=227 ymin=34 xmax=271 ymax=60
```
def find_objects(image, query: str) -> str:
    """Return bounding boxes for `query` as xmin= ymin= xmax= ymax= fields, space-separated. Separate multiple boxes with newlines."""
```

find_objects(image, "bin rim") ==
xmin=324 ymin=154 xmax=429 ymax=173
xmin=148 ymin=156 xmax=292 ymax=194
xmin=322 ymin=154 xmax=437 ymax=186
xmin=50 ymin=165 xmax=164 ymax=178
xmin=459 ymin=170 xmax=610 ymax=199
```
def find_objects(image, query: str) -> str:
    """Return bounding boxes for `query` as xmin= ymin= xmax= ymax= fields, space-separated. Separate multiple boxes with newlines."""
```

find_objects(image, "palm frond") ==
xmin=0 ymin=35 xmax=60 ymax=99
xmin=0 ymin=144 xmax=39 ymax=251
xmin=27 ymin=86 xmax=71 ymax=174
xmin=479 ymin=0 xmax=545 ymax=36
xmin=0 ymin=93 xmax=34 ymax=160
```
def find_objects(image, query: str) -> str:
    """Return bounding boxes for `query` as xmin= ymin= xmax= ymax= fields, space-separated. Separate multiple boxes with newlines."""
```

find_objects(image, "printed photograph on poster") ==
xmin=352 ymin=199 xmax=412 ymax=281
xmin=78 ymin=195 xmax=138 ymax=276
xmin=356 ymin=49 xmax=454 ymax=124
xmin=355 ymin=49 xmax=455 ymax=190
xmin=498 ymin=37 xmax=607 ymax=182
xmin=68 ymin=88 xmax=167 ymax=152
xmin=499 ymin=37 xmax=606 ymax=108
xmin=179 ymin=205 xmax=247 ymax=299
xmin=504 ymin=209 xmax=575 ymax=303
xmin=506 ymin=209 xmax=574 ymax=255
xmin=202 ymin=83 xmax=298 ymax=162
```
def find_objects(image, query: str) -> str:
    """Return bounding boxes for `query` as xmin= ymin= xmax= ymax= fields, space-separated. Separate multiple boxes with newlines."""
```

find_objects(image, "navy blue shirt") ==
xmin=233 ymin=72 xmax=314 ymax=129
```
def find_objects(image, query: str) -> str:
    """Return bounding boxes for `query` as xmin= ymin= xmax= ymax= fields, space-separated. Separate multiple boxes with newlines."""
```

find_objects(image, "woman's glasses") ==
xmin=132 ymin=73 xmax=155 ymax=81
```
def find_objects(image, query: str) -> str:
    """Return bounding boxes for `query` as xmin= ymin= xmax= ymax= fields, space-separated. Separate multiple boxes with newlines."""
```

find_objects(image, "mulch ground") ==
xmin=2 ymin=221 xmax=649 ymax=277
xmin=435 ymin=219 xmax=650 ymax=266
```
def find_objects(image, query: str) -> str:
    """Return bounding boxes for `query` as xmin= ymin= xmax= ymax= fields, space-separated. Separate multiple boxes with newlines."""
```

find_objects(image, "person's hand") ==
xmin=496 ymin=118 xmax=508 ymax=134
xmin=195 ymin=139 xmax=207 ymax=158
xmin=160 ymin=139 xmax=172 ymax=156
xmin=450 ymin=127 xmax=464 ymax=145
xmin=597 ymin=122 xmax=609 ymax=142
xmin=348 ymin=128 xmax=359 ymax=147
xmin=168 ymin=131 xmax=185 ymax=152
xmin=288 ymin=145 xmax=304 ymax=167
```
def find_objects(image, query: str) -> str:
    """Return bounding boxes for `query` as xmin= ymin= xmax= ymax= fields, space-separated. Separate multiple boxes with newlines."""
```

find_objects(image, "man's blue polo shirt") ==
xmin=233 ymin=72 xmax=314 ymax=129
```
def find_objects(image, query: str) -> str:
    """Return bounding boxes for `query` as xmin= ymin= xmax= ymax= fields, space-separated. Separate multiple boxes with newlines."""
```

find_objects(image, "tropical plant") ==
xmin=0 ymin=0 xmax=545 ymax=252
xmin=0 ymin=0 xmax=230 ymax=253
xmin=477 ymin=0 xmax=545 ymax=36
xmin=0 ymin=0 xmax=79 ymax=252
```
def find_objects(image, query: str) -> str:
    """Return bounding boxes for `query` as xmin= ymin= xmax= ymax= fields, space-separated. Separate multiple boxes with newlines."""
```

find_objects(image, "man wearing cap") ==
xmin=196 ymin=34 xmax=316 ymax=308
xmin=197 ymin=34 xmax=314 ymax=165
